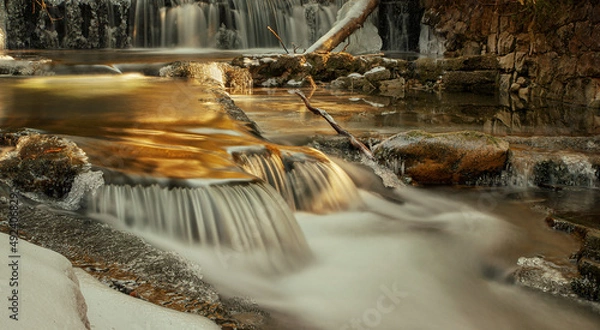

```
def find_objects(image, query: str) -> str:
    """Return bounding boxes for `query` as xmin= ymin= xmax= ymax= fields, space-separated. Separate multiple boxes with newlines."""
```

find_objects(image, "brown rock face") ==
xmin=373 ymin=130 xmax=509 ymax=185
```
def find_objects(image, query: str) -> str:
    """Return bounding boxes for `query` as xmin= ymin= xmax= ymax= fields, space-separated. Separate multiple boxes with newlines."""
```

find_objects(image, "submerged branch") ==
xmin=292 ymin=90 xmax=374 ymax=160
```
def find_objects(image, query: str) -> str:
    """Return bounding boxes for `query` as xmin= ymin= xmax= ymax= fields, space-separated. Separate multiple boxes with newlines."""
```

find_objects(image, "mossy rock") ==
xmin=373 ymin=130 xmax=509 ymax=185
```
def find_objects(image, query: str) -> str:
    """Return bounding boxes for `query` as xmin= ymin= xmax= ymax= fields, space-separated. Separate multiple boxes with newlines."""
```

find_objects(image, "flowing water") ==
xmin=1 ymin=51 xmax=600 ymax=329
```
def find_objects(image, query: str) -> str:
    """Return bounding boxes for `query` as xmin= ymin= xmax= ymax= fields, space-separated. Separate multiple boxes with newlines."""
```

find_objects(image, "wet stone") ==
xmin=0 ymin=133 xmax=91 ymax=200
xmin=373 ymin=130 xmax=509 ymax=185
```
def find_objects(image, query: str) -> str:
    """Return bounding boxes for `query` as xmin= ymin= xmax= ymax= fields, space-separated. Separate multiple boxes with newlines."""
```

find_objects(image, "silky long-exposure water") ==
xmin=1 ymin=51 xmax=600 ymax=329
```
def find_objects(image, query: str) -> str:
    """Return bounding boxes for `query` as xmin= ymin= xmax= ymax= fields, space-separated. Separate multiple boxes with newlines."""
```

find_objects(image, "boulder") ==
xmin=0 ymin=133 xmax=103 ymax=209
xmin=373 ymin=130 xmax=509 ymax=185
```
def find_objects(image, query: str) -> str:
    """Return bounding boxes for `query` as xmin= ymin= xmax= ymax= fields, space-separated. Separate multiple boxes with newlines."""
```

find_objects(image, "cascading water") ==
xmin=232 ymin=146 xmax=363 ymax=213
xmin=87 ymin=180 xmax=312 ymax=271
xmin=378 ymin=0 xmax=422 ymax=52
xmin=0 ymin=0 xmax=6 ymax=49
xmin=133 ymin=0 xmax=340 ymax=49
xmin=4 ymin=0 xmax=340 ymax=49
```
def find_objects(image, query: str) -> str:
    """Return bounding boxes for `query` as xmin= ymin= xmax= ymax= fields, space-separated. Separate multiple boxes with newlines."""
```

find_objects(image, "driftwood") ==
xmin=293 ymin=90 xmax=374 ymax=160
xmin=304 ymin=0 xmax=379 ymax=54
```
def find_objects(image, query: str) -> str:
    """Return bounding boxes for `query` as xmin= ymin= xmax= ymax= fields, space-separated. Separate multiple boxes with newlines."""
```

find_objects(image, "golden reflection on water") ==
xmin=0 ymin=75 xmax=275 ymax=180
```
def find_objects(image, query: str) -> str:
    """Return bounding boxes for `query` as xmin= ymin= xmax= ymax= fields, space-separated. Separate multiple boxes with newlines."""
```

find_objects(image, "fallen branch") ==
xmin=267 ymin=25 xmax=289 ymax=54
xmin=304 ymin=0 xmax=379 ymax=54
xmin=292 ymin=90 xmax=374 ymax=160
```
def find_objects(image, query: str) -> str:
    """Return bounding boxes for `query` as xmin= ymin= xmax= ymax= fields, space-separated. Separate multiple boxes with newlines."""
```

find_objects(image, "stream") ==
xmin=1 ymin=50 xmax=600 ymax=329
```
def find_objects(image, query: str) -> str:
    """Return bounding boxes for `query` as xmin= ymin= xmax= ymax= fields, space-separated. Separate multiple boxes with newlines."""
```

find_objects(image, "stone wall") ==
xmin=421 ymin=0 xmax=600 ymax=108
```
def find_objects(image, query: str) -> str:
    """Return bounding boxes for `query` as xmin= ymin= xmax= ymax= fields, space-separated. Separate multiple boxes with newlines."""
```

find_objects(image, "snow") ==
xmin=347 ymin=72 xmax=363 ymax=78
xmin=0 ymin=233 xmax=220 ymax=330
xmin=260 ymin=57 xmax=276 ymax=64
xmin=286 ymin=79 xmax=304 ymax=86
xmin=365 ymin=66 xmax=386 ymax=75
xmin=75 ymin=269 xmax=220 ymax=330
xmin=243 ymin=57 xmax=260 ymax=67
xmin=0 ymin=233 xmax=90 ymax=329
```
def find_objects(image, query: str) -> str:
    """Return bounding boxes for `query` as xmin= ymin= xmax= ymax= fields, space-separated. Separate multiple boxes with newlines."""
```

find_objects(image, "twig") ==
xmin=341 ymin=39 xmax=351 ymax=53
xmin=292 ymin=90 xmax=374 ymax=160
xmin=267 ymin=26 xmax=289 ymax=54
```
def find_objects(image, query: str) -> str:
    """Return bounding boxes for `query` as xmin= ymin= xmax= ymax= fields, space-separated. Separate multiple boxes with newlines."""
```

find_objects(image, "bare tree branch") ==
xmin=292 ymin=90 xmax=374 ymax=160
xmin=267 ymin=25 xmax=289 ymax=54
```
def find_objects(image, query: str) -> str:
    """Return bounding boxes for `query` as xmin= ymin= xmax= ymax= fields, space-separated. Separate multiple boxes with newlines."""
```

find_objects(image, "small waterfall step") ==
xmin=231 ymin=145 xmax=364 ymax=213
xmin=86 ymin=175 xmax=312 ymax=272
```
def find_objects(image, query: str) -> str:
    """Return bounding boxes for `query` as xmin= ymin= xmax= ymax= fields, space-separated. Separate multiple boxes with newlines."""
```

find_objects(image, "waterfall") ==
xmin=4 ymin=0 xmax=426 ymax=51
xmin=419 ymin=23 xmax=445 ymax=55
xmin=378 ymin=0 xmax=422 ymax=52
xmin=5 ymin=0 xmax=131 ymax=49
xmin=0 ymin=0 xmax=6 ymax=49
xmin=231 ymin=146 xmax=363 ymax=213
xmin=132 ymin=0 xmax=340 ymax=49
xmin=87 ymin=180 xmax=312 ymax=271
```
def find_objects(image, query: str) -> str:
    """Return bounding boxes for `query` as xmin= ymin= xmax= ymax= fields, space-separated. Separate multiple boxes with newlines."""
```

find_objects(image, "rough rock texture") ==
xmin=0 ymin=133 xmax=93 ymax=201
xmin=372 ymin=130 xmax=509 ymax=185
xmin=421 ymin=0 xmax=600 ymax=107
xmin=546 ymin=216 xmax=600 ymax=301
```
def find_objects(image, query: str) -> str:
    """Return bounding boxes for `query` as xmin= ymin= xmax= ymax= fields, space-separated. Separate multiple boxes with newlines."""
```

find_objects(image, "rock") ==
xmin=498 ymin=53 xmax=515 ymax=73
xmin=0 ymin=133 xmax=103 ymax=209
xmin=514 ymin=52 xmax=527 ymax=73
xmin=379 ymin=78 xmax=406 ymax=92
xmin=373 ymin=130 xmax=509 ymax=185
xmin=442 ymin=70 xmax=498 ymax=94
xmin=160 ymin=62 xmax=252 ymax=91
xmin=497 ymin=31 xmax=516 ymax=55
xmin=462 ymin=41 xmax=481 ymax=56
xmin=0 ymin=58 xmax=51 ymax=75
xmin=510 ymin=83 xmax=521 ymax=93
xmin=513 ymin=256 xmax=575 ymax=296
xmin=364 ymin=66 xmax=391 ymax=82
xmin=545 ymin=215 xmax=600 ymax=302
xmin=413 ymin=57 xmax=443 ymax=81
xmin=518 ymin=87 xmax=529 ymax=101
